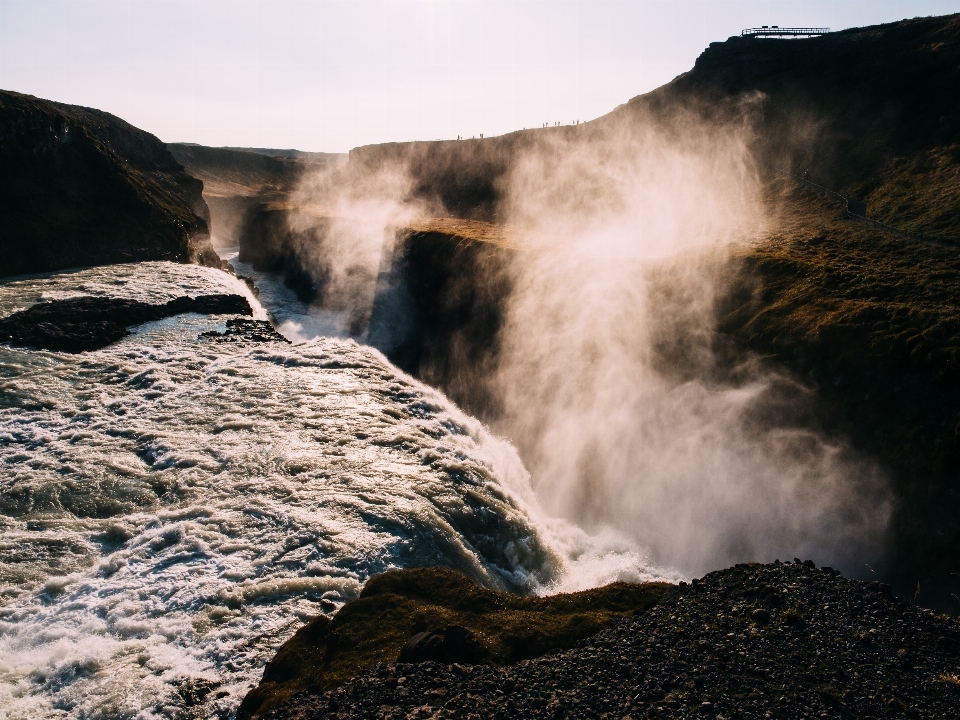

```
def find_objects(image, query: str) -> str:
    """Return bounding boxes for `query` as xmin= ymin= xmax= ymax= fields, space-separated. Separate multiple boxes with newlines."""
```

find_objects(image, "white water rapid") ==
xmin=0 ymin=261 xmax=660 ymax=719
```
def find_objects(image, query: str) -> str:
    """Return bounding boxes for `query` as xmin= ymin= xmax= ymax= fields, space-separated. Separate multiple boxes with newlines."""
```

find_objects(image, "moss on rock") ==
xmin=237 ymin=567 xmax=669 ymax=719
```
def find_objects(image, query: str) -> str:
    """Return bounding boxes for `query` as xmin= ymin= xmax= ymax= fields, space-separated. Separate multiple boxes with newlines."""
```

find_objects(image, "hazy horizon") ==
xmin=2 ymin=0 xmax=959 ymax=153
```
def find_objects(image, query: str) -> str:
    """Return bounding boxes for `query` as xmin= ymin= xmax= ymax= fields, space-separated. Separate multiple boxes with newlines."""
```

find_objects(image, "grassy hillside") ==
xmin=719 ymin=176 xmax=960 ymax=609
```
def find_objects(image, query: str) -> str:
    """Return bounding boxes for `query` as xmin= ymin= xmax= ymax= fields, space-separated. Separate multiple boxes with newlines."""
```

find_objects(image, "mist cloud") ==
xmin=288 ymin=109 xmax=893 ymax=583
xmin=491 ymin=115 xmax=892 ymax=578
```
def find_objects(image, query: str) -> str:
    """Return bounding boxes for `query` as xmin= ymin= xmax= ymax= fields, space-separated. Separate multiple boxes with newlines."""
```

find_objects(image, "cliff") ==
xmin=236 ymin=207 xmax=516 ymax=383
xmin=367 ymin=219 xmax=519 ymax=418
xmin=359 ymin=14 xmax=960 ymax=609
xmin=232 ymin=14 xmax=960 ymax=608
xmin=0 ymin=90 xmax=219 ymax=278
xmin=611 ymin=12 xmax=960 ymax=238
xmin=167 ymin=143 xmax=345 ymax=247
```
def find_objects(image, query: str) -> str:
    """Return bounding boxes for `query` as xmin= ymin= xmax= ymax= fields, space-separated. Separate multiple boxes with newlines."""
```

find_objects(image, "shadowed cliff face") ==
xmin=0 ymin=90 xmax=218 ymax=278
xmin=368 ymin=222 xmax=517 ymax=419
xmin=167 ymin=144 xmax=347 ymax=248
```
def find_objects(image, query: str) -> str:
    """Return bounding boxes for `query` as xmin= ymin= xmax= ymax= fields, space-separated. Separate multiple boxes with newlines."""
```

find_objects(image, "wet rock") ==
xmin=200 ymin=318 xmax=288 ymax=344
xmin=0 ymin=294 xmax=252 ymax=352
xmin=174 ymin=677 xmax=219 ymax=706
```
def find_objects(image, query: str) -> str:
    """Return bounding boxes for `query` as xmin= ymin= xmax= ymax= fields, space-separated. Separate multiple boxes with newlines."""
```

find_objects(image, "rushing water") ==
xmin=0 ymin=260 xmax=660 ymax=719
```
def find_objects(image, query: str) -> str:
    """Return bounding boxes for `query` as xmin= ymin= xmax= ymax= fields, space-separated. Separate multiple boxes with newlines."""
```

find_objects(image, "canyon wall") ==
xmin=0 ymin=90 xmax=218 ymax=277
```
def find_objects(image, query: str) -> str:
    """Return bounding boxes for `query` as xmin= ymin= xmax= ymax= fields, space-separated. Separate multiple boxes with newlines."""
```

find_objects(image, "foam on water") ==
xmin=0 ymin=262 xmax=664 ymax=719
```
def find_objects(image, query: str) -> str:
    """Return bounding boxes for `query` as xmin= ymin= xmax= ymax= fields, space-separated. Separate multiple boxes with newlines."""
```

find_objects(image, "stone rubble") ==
xmin=265 ymin=561 xmax=960 ymax=719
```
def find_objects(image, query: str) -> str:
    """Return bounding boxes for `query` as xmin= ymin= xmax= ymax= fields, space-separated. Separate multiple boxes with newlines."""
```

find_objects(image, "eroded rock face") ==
xmin=367 ymin=225 xmax=515 ymax=420
xmin=0 ymin=90 xmax=219 ymax=278
xmin=0 ymin=294 xmax=252 ymax=352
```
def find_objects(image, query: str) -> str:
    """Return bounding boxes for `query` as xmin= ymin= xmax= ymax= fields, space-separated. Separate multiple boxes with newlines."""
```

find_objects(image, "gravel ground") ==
xmin=265 ymin=561 xmax=960 ymax=719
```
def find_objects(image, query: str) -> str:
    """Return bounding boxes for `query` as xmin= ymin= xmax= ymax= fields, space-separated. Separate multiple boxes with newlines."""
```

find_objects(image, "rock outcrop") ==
xmin=255 ymin=562 xmax=960 ymax=720
xmin=200 ymin=317 xmax=289 ymax=344
xmin=368 ymin=219 xmax=518 ymax=418
xmin=0 ymin=294 xmax=252 ymax=352
xmin=237 ymin=566 xmax=669 ymax=719
xmin=0 ymin=90 xmax=220 ymax=278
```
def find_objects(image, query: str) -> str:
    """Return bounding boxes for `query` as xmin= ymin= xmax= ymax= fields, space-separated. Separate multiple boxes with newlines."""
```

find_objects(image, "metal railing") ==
xmin=741 ymin=27 xmax=830 ymax=38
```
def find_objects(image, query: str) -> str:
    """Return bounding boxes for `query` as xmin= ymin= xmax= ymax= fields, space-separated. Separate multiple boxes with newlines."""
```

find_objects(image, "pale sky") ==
xmin=1 ymin=1 xmax=957 ymax=152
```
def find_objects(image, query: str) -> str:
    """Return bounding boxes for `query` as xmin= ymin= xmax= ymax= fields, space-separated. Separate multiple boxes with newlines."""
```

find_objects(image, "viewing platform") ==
xmin=741 ymin=26 xmax=830 ymax=38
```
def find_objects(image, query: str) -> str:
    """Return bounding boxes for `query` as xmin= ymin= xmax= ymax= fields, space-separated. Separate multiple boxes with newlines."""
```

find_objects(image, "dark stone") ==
xmin=751 ymin=609 xmax=772 ymax=624
xmin=0 ymin=294 xmax=252 ymax=352
xmin=174 ymin=678 xmax=219 ymax=707
xmin=398 ymin=632 xmax=445 ymax=664
xmin=200 ymin=318 xmax=289 ymax=344
xmin=397 ymin=626 xmax=486 ymax=665
xmin=442 ymin=625 xmax=484 ymax=664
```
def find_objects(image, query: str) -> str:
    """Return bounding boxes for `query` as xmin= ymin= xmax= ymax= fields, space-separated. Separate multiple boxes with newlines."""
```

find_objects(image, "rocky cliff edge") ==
xmin=0 ymin=89 xmax=219 ymax=278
